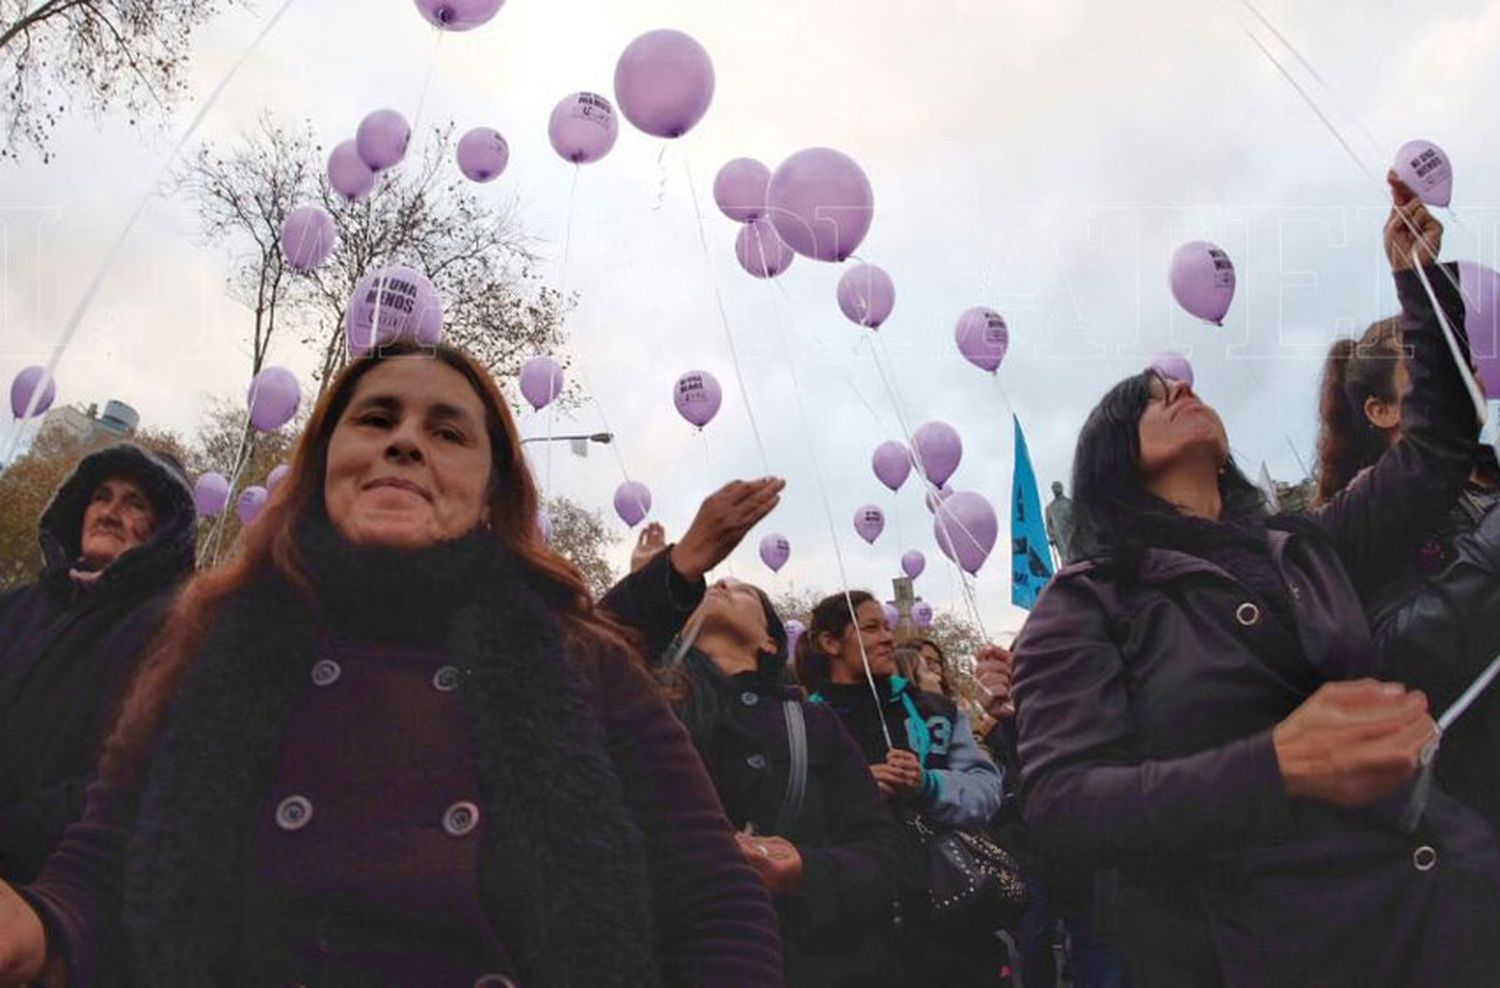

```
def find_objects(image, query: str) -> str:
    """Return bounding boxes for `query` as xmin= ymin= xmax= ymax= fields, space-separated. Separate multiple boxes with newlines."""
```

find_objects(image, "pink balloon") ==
xmin=328 ymin=140 xmax=376 ymax=201
xmin=759 ymin=533 xmax=790 ymax=573
xmin=872 ymin=440 xmax=911 ymax=492
xmin=854 ymin=504 xmax=885 ymax=545
xmin=912 ymin=421 xmax=962 ymax=487
xmin=837 ymin=264 xmax=895 ymax=329
xmin=413 ymin=0 xmax=503 ymax=31
xmin=674 ymin=370 xmax=722 ymax=429
xmin=356 ymin=109 xmax=411 ymax=172
xmin=9 ymin=365 xmax=56 ymax=419
xmin=456 ymin=127 xmax=510 ymax=182
xmin=911 ymin=599 xmax=934 ymax=630
xmin=519 ymin=356 xmax=564 ymax=411
xmin=613 ymin=29 xmax=715 ymax=140
xmin=280 ymin=205 xmax=336 ymax=273
xmin=933 ymin=491 xmax=999 ymax=575
xmin=1394 ymin=139 xmax=1453 ymax=208
xmin=924 ymin=483 xmax=954 ymax=514
xmin=549 ymin=92 xmax=618 ymax=165
xmin=735 ymin=219 xmax=794 ymax=279
xmin=901 ymin=549 xmax=926 ymax=580
xmin=955 ymin=306 xmax=1009 ymax=373
xmin=882 ymin=602 xmax=901 ymax=630
xmin=247 ymin=367 xmax=300 ymax=432
xmin=346 ymin=265 xmax=442 ymax=356
xmin=237 ymin=486 xmax=269 ymax=526
xmin=1459 ymin=261 xmax=1500 ymax=396
xmin=714 ymin=158 xmax=771 ymax=223
xmin=1169 ymin=241 xmax=1236 ymax=325
xmin=1150 ymin=351 xmax=1194 ymax=386
xmin=266 ymin=464 xmax=290 ymax=492
xmin=766 ymin=147 xmax=874 ymax=263
xmin=193 ymin=472 xmax=229 ymax=516
xmin=613 ymin=480 xmax=653 ymax=527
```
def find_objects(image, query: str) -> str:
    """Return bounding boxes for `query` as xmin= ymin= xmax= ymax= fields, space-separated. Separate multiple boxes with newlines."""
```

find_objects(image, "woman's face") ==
xmin=1137 ymin=375 xmax=1229 ymax=479
xmin=692 ymin=579 xmax=774 ymax=656
xmin=826 ymin=599 xmax=895 ymax=681
xmin=324 ymin=357 xmax=495 ymax=548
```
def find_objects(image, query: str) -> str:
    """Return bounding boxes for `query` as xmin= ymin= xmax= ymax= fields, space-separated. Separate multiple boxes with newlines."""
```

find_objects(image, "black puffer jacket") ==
xmin=0 ymin=443 xmax=195 ymax=881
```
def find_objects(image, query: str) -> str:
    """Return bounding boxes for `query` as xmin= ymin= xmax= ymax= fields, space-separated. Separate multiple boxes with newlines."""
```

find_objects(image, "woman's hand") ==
xmin=1273 ymin=679 xmax=1436 ymax=808
xmin=975 ymin=643 xmax=1016 ymax=720
xmin=1385 ymin=171 xmax=1443 ymax=272
xmin=735 ymin=834 xmax=804 ymax=896
xmin=0 ymin=878 xmax=47 ymax=984
xmin=870 ymin=748 xmax=924 ymax=799
xmin=629 ymin=522 xmax=666 ymax=573
xmin=669 ymin=479 xmax=785 ymax=583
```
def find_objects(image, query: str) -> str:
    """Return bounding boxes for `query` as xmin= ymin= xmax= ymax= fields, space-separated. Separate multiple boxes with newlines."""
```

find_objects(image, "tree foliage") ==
xmin=543 ymin=495 xmax=619 ymax=601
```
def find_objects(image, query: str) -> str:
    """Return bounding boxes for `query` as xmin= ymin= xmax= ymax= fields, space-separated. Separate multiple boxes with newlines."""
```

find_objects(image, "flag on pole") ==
xmin=1011 ymin=415 xmax=1055 ymax=610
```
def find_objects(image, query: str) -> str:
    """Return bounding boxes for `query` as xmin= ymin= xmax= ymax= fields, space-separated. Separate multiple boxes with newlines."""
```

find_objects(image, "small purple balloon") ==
xmin=872 ymin=440 xmax=911 ymax=492
xmin=854 ymin=504 xmax=885 ymax=545
xmin=674 ymin=370 xmax=722 ymax=429
xmin=1170 ymin=241 xmax=1236 ymax=326
xmin=519 ymin=356 xmax=564 ymax=412
xmin=1394 ymin=139 xmax=1453 ymax=208
xmin=456 ymin=127 xmax=510 ymax=183
xmin=237 ymin=485 xmax=269 ymax=526
xmin=759 ymin=533 xmax=790 ymax=573
xmin=613 ymin=480 xmax=653 ymax=528
xmin=714 ymin=158 xmax=771 ymax=223
xmin=837 ymin=263 xmax=896 ymax=329
xmin=356 ymin=109 xmax=411 ymax=172
xmin=735 ymin=219 xmax=795 ymax=279
xmin=912 ymin=421 xmax=963 ymax=487
xmin=537 ymin=509 xmax=553 ymax=544
xmin=9 ymin=366 xmax=56 ymax=419
xmin=882 ymin=602 xmax=901 ymax=631
xmin=911 ymin=600 xmax=934 ymax=630
xmin=924 ymin=483 xmax=954 ymax=514
xmin=785 ymin=618 xmax=806 ymax=656
xmin=766 ymin=147 xmax=874 ymax=263
xmin=955 ymin=306 xmax=1010 ymax=373
xmin=280 ymin=205 xmax=336 ymax=273
xmin=1150 ymin=351 xmax=1195 ymax=387
xmin=266 ymin=464 xmax=290 ymax=492
xmin=901 ymin=549 xmax=926 ymax=580
xmin=1459 ymin=261 xmax=1500 ymax=396
xmin=614 ymin=29 xmax=715 ymax=140
xmin=413 ymin=0 xmax=503 ymax=31
xmin=193 ymin=472 xmax=229 ymax=517
xmin=934 ymin=491 xmax=999 ymax=576
xmin=346 ymin=265 xmax=442 ymax=356
xmin=246 ymin=367 xmax=300 ymax=432
xmin=549 ymin=92 xmax=618 ymax=165
xmin=328 ymin=140 xmax=376 ymax=202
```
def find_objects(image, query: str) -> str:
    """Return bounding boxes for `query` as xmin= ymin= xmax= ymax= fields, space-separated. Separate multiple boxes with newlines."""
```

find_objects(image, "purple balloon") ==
xmin=193 ymin=472 xmax=230 ymax=517
xmin=837 ymin=264 xmax=895 ymax=329
xmin=613 ymin=480 xmax=653 ymax=528
xmin=1150 ymin=351 xmax=1195 ymax=387
xmin=1170 ymin=241 xmax=1236 ymax=326
xmin=714 ymin=158 xmax=771 ymax=223
xmin=356 ymin=109 xmax=411 ymax=172
xmin=854 ymin=504 xmax=885 ymax=545
xmin=901 ymin=549 xmax=926 ymax=580
xmin=1460 ymin=261 xmax=1500 ymax=396
xmin=674 ymin=370 xmax=722 ymax=429
xmin=759 ymin=533 xmax=790 ymax=573
xmin=872 ymin=440 xmax=911 ymax=492
xmin=9 ymin=365 xmax=56 ymax=419
xmin=924 ymin=483 xmax=954 ymax=514
xmin=237 ymin=485 xmax=269 ymax=526
xmin=933 ymin=491 xmax=999 ymax=575
xmin=766 ymin=147 xmax=874 ymax=263
xmin=346 ymin=265 xmax=443 ymax=356
xmin=456 ymin=127 xmax=510 ymax=182
xmin=912 ymin=421 xmax=962 ymax=487
xmin=414 ymin=297 xmax=445 ymax=347
xmin=328 ymin=140 xmax=376 ymax=202
xmin=882 ymin=602 xmax=901 ymax=630
xmin=614 ymin=29 xmax=715 ymax=140
xmin=911 ymin=599 xmax=934 ymax=630
xmin=247 ymin=367 xmax=300 ymax=432
xmin=549 ymin=92 xmax=618 ymax=165
xmin=280 ymin=205 xmax=336 ymax=273
xmin=519 ymin=356 xmax=564 ymax=412
xmin=955 ymin=306 xmax=1009 ymax=373
xmin=785 ymin=618 xmax=806 ymax=656
xmin=413 ymin=0 xmax=503 ymax=31
xmin=1394 ymin=138 xmax=1453 ymax=208
xmin=537 ymin=509 xmax=553 ymax=544
xmin=735 ymin=219 xmax=795 ymax=279
xmin=266 ymin=464 xmax=290 ymax=492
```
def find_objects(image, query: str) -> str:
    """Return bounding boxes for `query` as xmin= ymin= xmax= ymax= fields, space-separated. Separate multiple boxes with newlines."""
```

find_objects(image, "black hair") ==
xmin=793 ymin=590 xmax=876 ymax=688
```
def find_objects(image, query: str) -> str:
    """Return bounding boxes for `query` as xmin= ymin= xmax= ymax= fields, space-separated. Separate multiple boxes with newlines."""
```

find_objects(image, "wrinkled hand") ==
xmin=1385 ymin=172 xmax=1443 ymax=272
xmin=669 ymin=478 xmax=785 ymax=583
xmin=0 ymin=878 xmax=46 ymax=983
xmin=630 ymin=522 xmax=666 ymax=573
xmin=735 ymin=833 xmax=804 ymax=896
xmin=871 ymin=748 xmax=924 ymax=800
xmin=975 ymin=643 xmax=1016 ymax=720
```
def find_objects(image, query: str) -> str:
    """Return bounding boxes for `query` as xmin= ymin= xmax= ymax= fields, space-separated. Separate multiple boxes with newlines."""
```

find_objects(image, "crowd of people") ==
xmin=0 ymin=176 xmax=1495 ymax=986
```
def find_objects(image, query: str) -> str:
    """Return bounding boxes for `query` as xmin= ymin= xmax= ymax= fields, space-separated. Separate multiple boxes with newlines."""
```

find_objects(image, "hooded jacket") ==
xmin=0 ymin=443 xmax=195 ymax=882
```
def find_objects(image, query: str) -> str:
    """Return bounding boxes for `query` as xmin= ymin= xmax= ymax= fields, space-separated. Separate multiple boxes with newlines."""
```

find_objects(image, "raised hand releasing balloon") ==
xmin=854 ymin=504 xmax=885 ymax=545
xmin=328 ymin=140 xmax=376 ymax=201
xmin=247 ymin=367 xmax=300 ymax=432
xmin=549 ymin=92 xmax=619 ymax=165
xmin=759 ymin=533 xmax=790 ymax=573
xmin=872 ymin=440 xmax=911 ymax=492
xmin=413 ymin=0 xmax=504 ymax=31
xmin=735 ymin=219 xmax=794 ymax=279
xmin=714 ymin=158 xmax=771 ymax=223
xmin=1169 ymin=241 xmax=1236 ymax=326
xmin=673 ymin=370 xmax=723 ymax=429
xmin=766 ymin=147 xmax=873 ymax=263
xmin=9 ymin=366 xmax=56 ymax=419
xmin=1394 ymin=139 xmax=1453 ymax=208
xmin=280 ymin=205 xmax=336 ymax=273
xmin=901 ymin=549 xmax=926 ymax=580
xmin=519 ymin=357 xmax=564 ymax=412
xmin=346 ymin=265 xmax=443 ymax=356
xmin=933 ymin=491 xmax=999 ymax=576
xmin=613 ymin=29 xmax=715 ymax=139
xmin=837 ymin=264 xmax=895 ymax=329
xmin=912 ymin=421 xmax=962 ymax=487
xmin=193 ymin=472 xmax=230 ymax=517
xmin=1150 ymin=351 xmax=1194 ymax=386
xmin=613 ymin=480 xmax=653 ymax=528
xmin=954 ymin=307 xmax=1009 ymax=373
xmin=356 ymin=109 xmax=411 ymax=172
xmin=456 ymin=127 xmax=510 ymax=183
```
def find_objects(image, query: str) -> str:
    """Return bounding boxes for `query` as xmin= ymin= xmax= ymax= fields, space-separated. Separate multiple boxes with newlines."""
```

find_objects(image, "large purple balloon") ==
xmin=237 ymin=485 xmax=269 ymax=526
xmin=766 ymin=147 xmax=874 ymax=263
xmin=1169 ymin=241 xmax=1236 ymax=326
xmin=247 ymin=367 xmax=300 ymax=432
xmin=759 ymin=533 xmax=790 ymax=573
xmin=674 ymin=370 xmax=722 ymax=429
xmin=872 ymin=440 xmax=911 ymax=492
xmin=613 ymin=29 xmax=715 ymax=140
xmin=955 ymin=306 xmax=1009 ymax=373
xmin=193 ymin=472 xmax=230 ymax=517
xmin=882 ymin=602 xmax=901 ymax=631
xmin=934 ymin=491 xmax=999 ymax=575
xmin=1394 ymin=139 xmax=1453 ymax=208
xmin=837 ymin=264 xmax=895 ymax=329
xmin=854 ymin=504 xmax=885 ymax=545
xmin=9 ymin=366 xmax=56 ymax=419
xmin=456 ymin=127 xmax=510 ymax=182
xmin=356 ymin=109 xmax=411 ymax=172
xmin=519 ymin=356 xmax=564 ymax=412
xmin=901 ymin=549 xmax=926 ymax=580
xmin=924 ymin=483 xmax=954 ymax=514
xmin=911 ymin=599 xmax=934 ymax=630
xmin=735 ymin=219 xmax=794 ymax=279
xmin=613 ymin=480 xmax=653 ymax=527
xmin=1150 ymin=351 xmax=1195 ymax=387
xmin=714 ymin=158 xmax=771 ymax=223
xmin=413 ymin=0 xmax=503 ymax=31
xmin=549 ymin=92 xmax=618 ymax=165
xmin=912 ymin=421 xmax=962 ymax=487
xmin=328 ymin=140 xmax=376 ymax=201
xmin=346 ymin=265 xmax=443 ymax=356
xmin=1460 ymin=261 xmax=1500 ymax=396
xmin=280 ymin=205 xmax=336 ymax=273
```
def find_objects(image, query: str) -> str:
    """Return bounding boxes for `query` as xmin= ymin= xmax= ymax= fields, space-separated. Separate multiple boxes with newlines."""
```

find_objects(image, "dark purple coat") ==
xmin=1012 ymin=266 xmax=1500 ymax=987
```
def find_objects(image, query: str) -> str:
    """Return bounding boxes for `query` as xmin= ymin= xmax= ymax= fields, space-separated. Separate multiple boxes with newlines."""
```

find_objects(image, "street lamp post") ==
xmin=520 ymin=432 xmax=613 ymax=445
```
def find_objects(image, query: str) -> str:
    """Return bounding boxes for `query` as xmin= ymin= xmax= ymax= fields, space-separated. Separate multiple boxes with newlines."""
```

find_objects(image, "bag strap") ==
xmin=774 ymin=700 xmax=809 ymax=836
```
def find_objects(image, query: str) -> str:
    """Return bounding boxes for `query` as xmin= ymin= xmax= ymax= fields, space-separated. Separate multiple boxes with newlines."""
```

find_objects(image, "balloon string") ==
xmin=202 ymin=416 xmax=255 ymax=565
xmin=544 ymin=398 xmax=556 ymax=499
xmin=409 ymin=28 xmax=444 ymax=141
xmin=651 ymin=144 xmax=670 ymax=213
xmin=698 ymin=430 xmax=734 ymax=580
xmin=553 ymin=163 xmax=580 ymax=350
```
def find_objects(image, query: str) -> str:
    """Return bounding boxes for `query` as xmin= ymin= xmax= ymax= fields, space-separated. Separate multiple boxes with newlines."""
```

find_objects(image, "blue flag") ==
xmin=1011 ymin=415 xmax=1055 ymax=610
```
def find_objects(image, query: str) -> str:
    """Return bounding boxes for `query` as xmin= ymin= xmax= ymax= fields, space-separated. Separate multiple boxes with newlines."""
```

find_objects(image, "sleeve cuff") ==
xmin=662 ymin=545 xmax=707 ymax=611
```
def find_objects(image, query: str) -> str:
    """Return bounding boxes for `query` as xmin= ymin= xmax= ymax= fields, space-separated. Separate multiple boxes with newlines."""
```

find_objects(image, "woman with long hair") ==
xmin=1011 ymin=178 xmax=1500 ymax=986
xmin=0 ymin=342 xmax=782 ymax=986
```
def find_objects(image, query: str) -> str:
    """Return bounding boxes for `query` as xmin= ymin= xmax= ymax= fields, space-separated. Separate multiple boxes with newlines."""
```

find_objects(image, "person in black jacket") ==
xmin=0 ymin=442 xmax=196 ymax=882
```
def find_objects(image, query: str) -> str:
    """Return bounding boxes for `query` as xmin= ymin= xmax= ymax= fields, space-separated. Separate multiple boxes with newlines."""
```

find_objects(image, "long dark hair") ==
xmin=793 ymin=590 xmax=875 ymax=688
xmin=1315 ymin=317 xmax=1403 ymax=504
xmin=1070 ymin=370 xmax=1267 ymax=567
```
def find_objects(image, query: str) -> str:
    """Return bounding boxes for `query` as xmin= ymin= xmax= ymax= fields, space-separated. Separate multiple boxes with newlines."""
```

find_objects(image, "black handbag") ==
xmin=900 ymin=808 xmax=1028 ymax=929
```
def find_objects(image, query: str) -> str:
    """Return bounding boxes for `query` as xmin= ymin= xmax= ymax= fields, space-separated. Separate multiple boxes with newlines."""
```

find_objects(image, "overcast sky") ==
xmin=3 ymin=0 xmax=1499 ymax=634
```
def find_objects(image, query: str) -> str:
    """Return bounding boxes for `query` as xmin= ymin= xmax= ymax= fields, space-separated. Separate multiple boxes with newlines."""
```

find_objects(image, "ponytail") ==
xmin=1315 ymin=318 xmax=1402 ymax=504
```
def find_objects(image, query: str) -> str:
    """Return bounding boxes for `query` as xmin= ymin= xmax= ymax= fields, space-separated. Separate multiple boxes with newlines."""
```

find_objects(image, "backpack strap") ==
xmin=773 ymin=700 xmax=809 ymax=836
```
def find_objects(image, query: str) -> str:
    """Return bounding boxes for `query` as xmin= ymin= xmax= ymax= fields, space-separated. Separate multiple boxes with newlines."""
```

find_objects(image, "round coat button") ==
xmin=443 ymin=801 xmax=481 ymax=837
xmin=433 ymin=666 xmax=461 ymax=693
xmin=275 ymin=795 xmax=313 ymax=832
xmin=746 ymin=754 xmax=768 ymax=770
xmin=311 ymin=659 xmax=341 ymax=687
xmin=1235 ymin=602 xmax=1260 ymax=626
xmin=474 ymin=977 xmax=517 ymax=988
xmin=740 ymin=691 xmax=760 ymax=707
xmin=1414 ymin=845 xmax=1438 ymax=871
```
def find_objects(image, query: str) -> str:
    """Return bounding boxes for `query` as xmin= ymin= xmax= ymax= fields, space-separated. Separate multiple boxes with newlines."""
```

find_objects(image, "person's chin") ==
xmin=340 ymin=510 xmax=440 ymax=550
xmin=80 ymin=536 xmax=124 ymax=567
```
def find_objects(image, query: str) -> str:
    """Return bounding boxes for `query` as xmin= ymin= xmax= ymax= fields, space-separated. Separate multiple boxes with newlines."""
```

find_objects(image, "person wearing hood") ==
xmin=0 ymin=443 xmax=195 ymax=883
